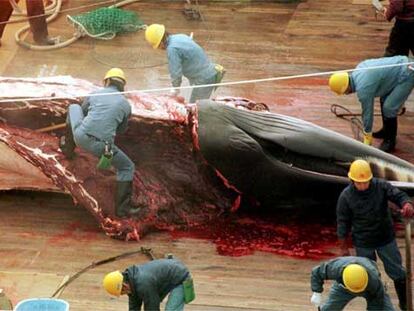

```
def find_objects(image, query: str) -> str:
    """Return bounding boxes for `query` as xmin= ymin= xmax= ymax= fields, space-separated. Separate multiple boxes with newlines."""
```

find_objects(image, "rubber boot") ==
xmin=373 ymin=128 xmax=386 ymax=139
xmin=394 ymin=279 xmax=407 ymax=311
xmin=379 ymin=117 xmax=397 ymax=152
xmin=115 ymin=181 xmax=142 ymax=218
xmin=26 ymin=0 xmax=54 ymax=46
xmin=59 ymin=119 xmax=76 ymax=159
xmin=373 ymin=98 xmax=386 ymax=139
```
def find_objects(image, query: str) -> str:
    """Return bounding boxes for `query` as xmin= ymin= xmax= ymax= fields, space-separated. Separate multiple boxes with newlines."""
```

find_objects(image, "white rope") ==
xmin=1 ymin=61 xmax=414 ymax=104
xmin=11 ymin=0 xmax=58 ymax=17
xmin=14 ymin=0 xmax=142 ymax=51
xmin=1 ymin=0 xmax=121 ymax=25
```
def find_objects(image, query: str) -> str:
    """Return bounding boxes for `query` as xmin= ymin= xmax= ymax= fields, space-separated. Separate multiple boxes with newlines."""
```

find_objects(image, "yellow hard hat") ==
xmin=348 ymin=159 xmax=373 ymax=182
xmin=104 ymin=68 xmax=126 ymax=84
xmin=103 ymin=271 xmax=123 ymax=297
xmin=145 ymin=24 xmax=165 ymax=49
xmin=342 ymin=264 xmax=368 ymax=293
xmin=329 ymin=72 xmax=349 ymax=95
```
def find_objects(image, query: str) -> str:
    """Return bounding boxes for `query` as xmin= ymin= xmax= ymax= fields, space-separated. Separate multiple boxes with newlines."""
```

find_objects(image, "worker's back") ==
xmin=167 ymin=34 xmax=216 ymax=84
xmin=126 ymin=258 xmax=189 ymax=301
xmin=352 ymin=56 xmax=414 ymax=98
xmin=311 ymin=256 xmax=382 ymax=295
xmin=80 ymin=85 xmax=131 ymax=142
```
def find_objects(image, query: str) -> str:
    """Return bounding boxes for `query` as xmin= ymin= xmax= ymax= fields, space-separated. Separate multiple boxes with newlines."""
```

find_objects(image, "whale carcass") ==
xmin=1 ymin=76 xmax=413 ymax=241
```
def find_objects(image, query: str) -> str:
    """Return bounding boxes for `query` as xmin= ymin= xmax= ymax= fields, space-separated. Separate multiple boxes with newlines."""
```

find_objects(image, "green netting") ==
xmin=67 ymin=7 xmax=145 ymax=40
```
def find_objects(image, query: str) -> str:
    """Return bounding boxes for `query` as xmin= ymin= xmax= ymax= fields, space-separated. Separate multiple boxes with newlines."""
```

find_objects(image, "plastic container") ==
xmin=14 ymin=298 xmax=69 ymax=311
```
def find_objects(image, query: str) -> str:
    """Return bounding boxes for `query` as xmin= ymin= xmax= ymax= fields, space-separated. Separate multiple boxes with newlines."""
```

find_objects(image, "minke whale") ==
xmin=0 ymin=76 xmax=413 ymax=240
xmin=196 ymin=100 xmax=414 ymax=209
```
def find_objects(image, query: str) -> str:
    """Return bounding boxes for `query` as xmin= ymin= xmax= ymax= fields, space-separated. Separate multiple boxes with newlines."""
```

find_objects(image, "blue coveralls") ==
xmin=68 ymin=85 xmax=135 ymax=182
xmin=311 ymin=256 xmax=395 ymax=311
xmin=350 ymin=55 xmax=414 ymax=133
xmin=166 ymin=34 xmax=217 ymax=103
xmin=123 ymin=259 xmax=190 ymax=311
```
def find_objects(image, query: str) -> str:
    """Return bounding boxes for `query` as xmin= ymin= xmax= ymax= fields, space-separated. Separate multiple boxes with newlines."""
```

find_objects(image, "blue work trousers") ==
xmin=189 ymin=74 xmax=216 ymax=103
xmin=321 ymin=282 xmax=395 ymax=311
xmin=355 ymin=239 xmax=406 ymax=282
xmin=165 ymin=284 xmax=185 ymax=311
xmin=381 ymin=78 xmax=414 ymax=118
xmin=68 ymin=104 xmax=135 ymax=182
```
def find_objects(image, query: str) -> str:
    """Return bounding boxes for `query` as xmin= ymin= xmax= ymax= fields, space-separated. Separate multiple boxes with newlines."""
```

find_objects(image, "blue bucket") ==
xmin=14 ymin=298 xmax=69 ymax=311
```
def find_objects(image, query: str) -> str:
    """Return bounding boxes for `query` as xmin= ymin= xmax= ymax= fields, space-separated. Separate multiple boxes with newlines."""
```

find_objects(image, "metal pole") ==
xmin=35 ymin=122 xmax=65 ymax=133
xmin=406 ymin=220 xmax=413 ymax=311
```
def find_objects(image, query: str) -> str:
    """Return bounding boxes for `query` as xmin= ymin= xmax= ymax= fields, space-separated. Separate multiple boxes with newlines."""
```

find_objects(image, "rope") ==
xmin=11 ymin=0 xmax=58 ymax=17
xmin=14 ymin=0 xmax=72 ymax=51
xmin=330 ymin=102 xmax=406 ymax=140
xmin=50 ymin=246 xmax=155 ymax=298
xmin=91 ymin=0 xmax=208 ymax=69
xmin=1 ymin=0 xmax=122 ymax=25
xmin=14 ymin=0 xmax=142 ymax=51
xmin=1 ymin=61 xmax=414 ymax=103
xmin=330 ymin=104 xmax=364 ymax=140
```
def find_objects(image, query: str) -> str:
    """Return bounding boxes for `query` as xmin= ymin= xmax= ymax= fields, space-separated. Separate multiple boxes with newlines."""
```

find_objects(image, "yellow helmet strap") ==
xmin=159 ymin=32 xmax=168 ymax=49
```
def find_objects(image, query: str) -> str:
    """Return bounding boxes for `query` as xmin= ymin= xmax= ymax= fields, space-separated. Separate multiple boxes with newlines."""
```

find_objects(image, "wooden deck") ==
xmin=0 ymin=0 xmax=413 ymax=310
xmin=2 ymin=191 xmax=401 ymax=311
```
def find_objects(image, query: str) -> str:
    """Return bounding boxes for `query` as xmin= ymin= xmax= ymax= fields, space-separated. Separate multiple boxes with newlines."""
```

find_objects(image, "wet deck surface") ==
xmin=0 ymin=0 xmax=413 ymax=310
xmin=3 ymin=191 xmax=406 ymax=311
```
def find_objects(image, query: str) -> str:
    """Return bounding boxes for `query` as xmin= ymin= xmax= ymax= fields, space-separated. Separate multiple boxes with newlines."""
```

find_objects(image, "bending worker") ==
xmin=144 ymin=23 xmax=224 ymax=103
xmin=310 ymin=256 xmax=395 ymax=310
xmin=329 ymin=55 xmax=414 ymax=152
xmin=59 ymin=68 xmax=141 ymax=218
xmin=103 ymin=258 xmax=195 ymax=311
xmin=337 ymin=159 xmax=414 ymax=310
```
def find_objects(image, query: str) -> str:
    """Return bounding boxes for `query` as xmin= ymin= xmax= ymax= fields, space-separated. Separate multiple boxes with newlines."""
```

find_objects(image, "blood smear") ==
xmin=171 ymin=214 xmax=338 ymax=259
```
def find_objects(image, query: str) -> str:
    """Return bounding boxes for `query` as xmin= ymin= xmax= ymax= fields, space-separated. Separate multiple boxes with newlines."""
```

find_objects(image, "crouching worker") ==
xmin=103 ymin=258 xmax=195 ymax=311
xmin=310 ymin=256 xmax=395 ymax=311
xmin=59 ymin=68 xmax=141 ymax=218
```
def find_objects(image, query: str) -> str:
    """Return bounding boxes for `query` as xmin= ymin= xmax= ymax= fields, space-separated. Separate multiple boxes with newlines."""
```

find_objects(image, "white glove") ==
xmin=310 ymin=292 xmax=322 ymax=307
xmin=170 ymin=88 xmax=179 ymax=96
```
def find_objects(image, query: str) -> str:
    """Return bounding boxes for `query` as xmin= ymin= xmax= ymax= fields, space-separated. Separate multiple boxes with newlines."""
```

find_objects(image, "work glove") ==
xmin=170 ymin=88 xmax=180 ymax=96
xmin=363 ymin=132 xmax=373 ymax=145
xmin=401 ymin=202 xmax=414 ymax=218
xmin=310 ymin=292 xmax=322 ymax=307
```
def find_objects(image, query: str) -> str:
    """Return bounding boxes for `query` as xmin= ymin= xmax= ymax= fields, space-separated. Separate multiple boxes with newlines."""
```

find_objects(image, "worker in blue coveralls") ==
xmin=144 ymin=23 xmax=224 ymax=103
xmin=328 ymin=55 xmax=414 ymax=152
xmin=59 ymin=68 xmax=141 ymax=218
xmin=103 ymin=258 xmax=195 ymax=311
xmin=310 ymin=256 xmax=395 ymax=310
xmin=337 ymin=159 xmax=414 ymax=310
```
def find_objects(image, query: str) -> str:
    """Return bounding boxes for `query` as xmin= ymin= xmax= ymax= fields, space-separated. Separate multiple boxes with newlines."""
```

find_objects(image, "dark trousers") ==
xmin=0 ymin=1 xmax=15 ymax=39
xmin=355 ymin=239 xmax=406 ymax=281
xmin=384 ymin=19 xmax=414 ymax=57
xmin=26 ymin=0 xmax=49 ymax=44
xmin=321 ymin=282 xmax=395 ymax=311
xmin=0 ymin=0 xmax=49 ymax=43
